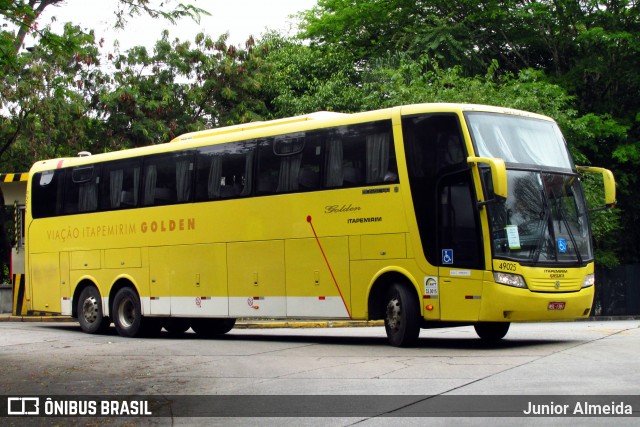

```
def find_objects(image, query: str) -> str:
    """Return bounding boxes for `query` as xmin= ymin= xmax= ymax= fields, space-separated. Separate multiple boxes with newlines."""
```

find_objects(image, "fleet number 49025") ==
xmin=497 ymin=262 xmax=517 ymax=271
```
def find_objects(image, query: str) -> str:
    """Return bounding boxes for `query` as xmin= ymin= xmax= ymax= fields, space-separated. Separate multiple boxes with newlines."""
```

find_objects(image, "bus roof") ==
xmin=171 ymin=111 xmax=348 ymax=143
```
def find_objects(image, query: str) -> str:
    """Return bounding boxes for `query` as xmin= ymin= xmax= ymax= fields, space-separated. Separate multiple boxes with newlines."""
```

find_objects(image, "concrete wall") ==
xmin=0 ymin=283 xmax=12 ymax=314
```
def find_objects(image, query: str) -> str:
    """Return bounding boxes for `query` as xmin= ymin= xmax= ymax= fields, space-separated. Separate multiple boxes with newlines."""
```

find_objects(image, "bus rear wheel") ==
xmin=384 ymin=283 xmax=420 ymax=347
xmin=474 ymin=322 xmax=510 ymax=341
xmin=112 ymin=287 xmax=145 ymax=338
xmin=191 ymin=318 xmax=236 ymax=337
xmin=77 ymin=286 xmax=109 ymax=334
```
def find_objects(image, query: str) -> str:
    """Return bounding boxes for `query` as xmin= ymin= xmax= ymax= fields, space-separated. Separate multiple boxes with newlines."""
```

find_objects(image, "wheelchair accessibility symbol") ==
xmin=557 ymin=239 xmax=567 ymax=253
xmin=442 ymin=249 xmax=454 ymax=265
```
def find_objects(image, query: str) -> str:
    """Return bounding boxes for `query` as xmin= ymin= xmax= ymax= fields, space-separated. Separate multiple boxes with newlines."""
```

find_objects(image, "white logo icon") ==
xmin=7 ymin=397 xmax=40 ymax=415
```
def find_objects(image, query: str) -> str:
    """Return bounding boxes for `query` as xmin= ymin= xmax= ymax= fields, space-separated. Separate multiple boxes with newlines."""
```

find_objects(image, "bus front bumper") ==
xmin=478 ymin=281 xmax=595 ymax=322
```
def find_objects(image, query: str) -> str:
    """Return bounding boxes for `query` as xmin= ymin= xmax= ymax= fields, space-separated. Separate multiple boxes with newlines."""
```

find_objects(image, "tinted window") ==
xmin=257 ymin=132 xmax=321 ymax=195
xmin=31 ymin=170 xmax=63 ymax=218
xmin=29 ymin=119 xmax=399 ymax=218
xmin=297 ymin=132 xmax=322 ymax=191
xmin=99 ymin=159 xmax=142 ymax=210
xmin=64 ymin=166 xmax=99 ymax=214
xmin=195 ymin=141 xmax=255 ymax=200
xmin=142 ymin=153 xmax=194 ymax=206
xmin=324 ymin=121 xmax=397 ymax=188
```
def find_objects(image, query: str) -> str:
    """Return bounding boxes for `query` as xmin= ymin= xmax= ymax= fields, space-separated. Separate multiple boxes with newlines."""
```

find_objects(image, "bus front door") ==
xmin=437 ymin=171 xmax=484 ymax=322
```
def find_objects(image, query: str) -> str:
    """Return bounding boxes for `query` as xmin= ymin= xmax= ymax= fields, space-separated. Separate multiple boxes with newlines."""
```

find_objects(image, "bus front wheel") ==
xmin=474 ymin=322 xmax=510 ymax=341
xmin=384 ymin=283 xmax=420 ymax=347
xmin=112 ymin=287 xmax=144 ymax=338
xmin=77 ymin=286 xmax=109 ymax=334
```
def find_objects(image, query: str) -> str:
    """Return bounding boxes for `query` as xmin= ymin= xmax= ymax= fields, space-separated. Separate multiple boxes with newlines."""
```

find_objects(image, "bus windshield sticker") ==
xmin=557 ymin=238 xmax=567 ymax=253
xmin=506 ymin=225 xmax=521 ymax=250
xmin=442 ymin=249 xmax=453 ymax=264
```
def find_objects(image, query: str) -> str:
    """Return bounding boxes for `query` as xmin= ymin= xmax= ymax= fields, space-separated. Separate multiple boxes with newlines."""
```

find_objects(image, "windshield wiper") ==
xmin=531 ymin=188 xmax=550 ymax=264
xmin=551 ymin=188 xmax=583 ymax=265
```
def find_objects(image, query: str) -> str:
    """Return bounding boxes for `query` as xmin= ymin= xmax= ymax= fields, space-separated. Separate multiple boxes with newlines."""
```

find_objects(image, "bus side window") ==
xmin=341 ymin=132 xmax=365 ymax=187
xmin=256 ymin=138 xmax=278 ymax=195
xmin=323 ymin=130 xmax=344 ymax=188
xmin=99 ymin=160 xmax=141 ymax=210
xmin=31 ymin=170 xmax=63 ymax=218
xmin=298 ymin=132 xmax=322 ymax=191
xmin=257 ymin=133 xmax=311 ymax=195
xmin=195 ymin=141 xmax=255 ymax=200
xmin=323 ymin=120 xmax=396 ymax=188
xmin=64 ymin=166 xmax=99 ymax=214
xmin=143 ymin=153 xmax=194 ymax=206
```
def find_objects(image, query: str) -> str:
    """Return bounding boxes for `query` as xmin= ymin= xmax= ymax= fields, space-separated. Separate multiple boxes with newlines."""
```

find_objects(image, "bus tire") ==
xmin=474 ymin=322 xmax=510 ymax=341
xmin=384 ymin=283 xmax=420 ymax=347
xmin=191 ymin=318 xmax=236 ymax=337
xmin=77 ymin=286 xmax=109 ymax=334
xmin=112 ymin=287 xmax=144 ymax=338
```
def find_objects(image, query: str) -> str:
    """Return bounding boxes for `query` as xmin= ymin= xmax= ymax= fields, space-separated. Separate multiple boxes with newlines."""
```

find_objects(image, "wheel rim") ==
xmin=386 ymin=296 xmax=401 ymax=331
xmin=117 ymin=298 xmax=136 ymax=329
xmin=82 ymin=296 xmax=99 ymax=324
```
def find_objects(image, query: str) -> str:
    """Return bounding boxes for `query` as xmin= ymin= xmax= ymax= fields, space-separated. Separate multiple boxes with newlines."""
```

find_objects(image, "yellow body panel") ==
xmin=284 ymin=237 xmax=350 ymax=298
xmin=30 ymin=252 xmax=61 ymax=313
xmin=439 ymin=268 xmax=484 ymax=322
xmin=227 ymin=240 xmax=286 ymax=297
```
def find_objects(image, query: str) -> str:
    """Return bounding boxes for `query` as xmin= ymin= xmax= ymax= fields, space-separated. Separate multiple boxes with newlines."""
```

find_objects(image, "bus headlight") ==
xmin=581 ymin=273 xmax=595 ymax=288
xmin=493 ymin=272 xmax=528 ymax=289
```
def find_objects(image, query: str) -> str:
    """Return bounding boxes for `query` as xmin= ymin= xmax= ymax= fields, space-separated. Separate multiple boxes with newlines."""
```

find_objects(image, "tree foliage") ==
xmin=91 ymin=31 xmax=265 ymax=149
xmin=0 ymin=0 xmax=209 ymax=169
xmin=255 ymin=34 xmax=363 ymax=116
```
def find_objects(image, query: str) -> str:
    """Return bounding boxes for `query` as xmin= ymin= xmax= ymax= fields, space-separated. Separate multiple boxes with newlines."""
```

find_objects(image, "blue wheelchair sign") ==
xmin=557 ymin=239 xmax=567 ymax=253
xmin=442 ymin=249 xmax=454 ymax=265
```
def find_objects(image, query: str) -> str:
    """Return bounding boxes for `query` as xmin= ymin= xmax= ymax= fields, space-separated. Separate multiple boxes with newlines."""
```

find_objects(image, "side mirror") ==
xmin=467 ymin=156 xmax=508 ymax=201
xmin=576 ymin=166 xmax=616 ymax=208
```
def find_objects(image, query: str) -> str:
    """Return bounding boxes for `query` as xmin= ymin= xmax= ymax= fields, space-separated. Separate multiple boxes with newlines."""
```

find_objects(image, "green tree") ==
xmin=256 ymin=34 xmax=363 ymax=117
xmin=0 ymin=21 xmax=100 ymax=170
xmin=0 ymin=0 xmax=208 ymax=167
xmin=93 ymin=31 xmax=270 ymax=151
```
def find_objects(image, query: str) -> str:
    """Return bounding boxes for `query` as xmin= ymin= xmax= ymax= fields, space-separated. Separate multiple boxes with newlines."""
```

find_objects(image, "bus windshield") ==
xmin=485 ymin=171 xmax=592 ymax=265
xmin=466 ymin=112 xmax=573 ymax=170
xmin=466 ymin=112 xmax=592 ymax=265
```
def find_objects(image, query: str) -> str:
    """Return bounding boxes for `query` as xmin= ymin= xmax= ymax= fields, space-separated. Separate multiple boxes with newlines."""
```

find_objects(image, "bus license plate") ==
xmin=548 ymin=302 xmax=566 ymax=310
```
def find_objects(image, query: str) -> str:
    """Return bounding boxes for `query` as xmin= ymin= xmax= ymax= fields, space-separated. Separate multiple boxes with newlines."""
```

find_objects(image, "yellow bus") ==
xmin=24 ymin=103 xmax=616 ymax=346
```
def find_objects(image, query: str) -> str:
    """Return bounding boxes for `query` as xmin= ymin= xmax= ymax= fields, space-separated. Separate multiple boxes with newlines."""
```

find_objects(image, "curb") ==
xmin=234 ymin=320 xmax=384 ymax=329
xmin=0 ymin=315 xmax=384 ymax=328
xmin=0 ymin=315 xmax=73 ymax=322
